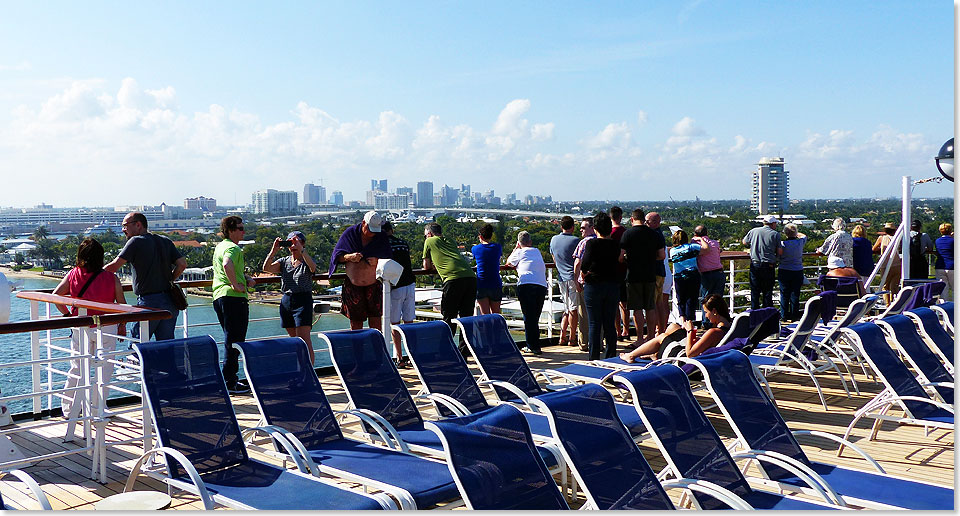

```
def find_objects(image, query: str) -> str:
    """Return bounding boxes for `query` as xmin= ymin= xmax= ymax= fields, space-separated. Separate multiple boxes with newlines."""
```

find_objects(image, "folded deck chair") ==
xmin=453 ymin=314 xmax=648 ymax=437
xmin=128 ymin=336 xmax=395 ymax=510
xmin=686 ymin=349 xmax=954 ymax=510
xmin=874 ymin=285 xmax=918 ymax=319
xmin=838 ymin=323 xmax=954 ymax=449
xmin=929 ymin=301 xmax=954 ymax=333
xmin=319 ymin=328 xmax=565 ymax=483
xmin=0 ymin=469 xmax=53 ymax=510
xmin=395 ymin=320 xmax=647 ymax=445
xmin=528 ymin=383 xmax=752 ymax=510
xmin=424 ymin=405 xmax=569 ymax=510
xmin=904 ymin=307 xmax=955 ymax=371
xmin=235 ymin=337 xmax=461 ymax=510
xmin=875 ymin=316 xmax=954 ymax=404
xmin=750 ymin=295 xmax=852 ymax=410
xmin=611 ymin=365 xmax=840 ymax=510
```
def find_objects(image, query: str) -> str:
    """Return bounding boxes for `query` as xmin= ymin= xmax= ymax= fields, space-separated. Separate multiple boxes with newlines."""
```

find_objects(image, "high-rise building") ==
xmin=416 ymin=181 xmax=434 ymax=207
xmin=371 ymin=179 xmax=388 ymax=192
xmin=374 ymin=193 xmax=410 ymax=210
xmin=440 ymin=184 xmax=459 ymax=206
xmin=252 ymin=189 xmax=298 ymax=214
xmin=751 ymin=157 xmax=789 ymax=215
xmin=303 ymin=183 xmax=322 ymax=204
xmin=396 ymin=186 xmax=413 ymax=196
xmin=183 ymin=196 xmax=217 ymax=211
xmin=330 ymin=190 xmax=344 ymax=206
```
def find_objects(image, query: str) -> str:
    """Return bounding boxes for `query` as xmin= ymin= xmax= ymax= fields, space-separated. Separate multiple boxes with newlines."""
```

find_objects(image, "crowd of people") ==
xmin=53 ymin=208 xmax=954 ymax=405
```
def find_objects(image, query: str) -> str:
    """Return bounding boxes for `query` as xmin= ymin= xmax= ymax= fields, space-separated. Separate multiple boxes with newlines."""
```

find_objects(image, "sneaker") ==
xmin=522 ymin=347 xmax=543 ymax=356
xmin=227 ymin=380 xmax=251 ymax=395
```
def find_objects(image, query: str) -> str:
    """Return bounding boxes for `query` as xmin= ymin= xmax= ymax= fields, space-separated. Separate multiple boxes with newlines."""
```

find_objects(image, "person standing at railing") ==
xmin=506 ymin=231 xmax=548 ymax=356
xmin=383 ymin=221 xmax=416 ymax=368
xmin=850 ymin=225 xmax=874 ymax=280
xmin=54 ymin=238 xmax=126 ymax=421
xmin=645 ymin=212 xmax=670 ymax=333
xmin=816 ymin=218 xmax=853 ymax=271
xmin=934 ymin=223 xmax=953 ymax=300
xmin=472 ymin=224 xmax=503 ymax=315
xmin=619 ymin=209 xmax=662 ymax=346
xmin=571 ymin=217 xmax=596 ymax=352
xmin=550 ymin=216 xmax=580 ymax=347
xmin=691 ymin=226 xmax=723 ymax=305
xmin=778 ymin=224 xmax=807 ymax=322
xmin=262 ymin=231 xmax=317 ymax=366
xmin=872 ymin=222 xmax=902 ymax=305
xmin=422 ymin=222 xmax=477 ymax=347
xmin=908 ymin=220 xmax=935 ymax=280
xmin=104 ymin=212 xmax=186 ymax=341
xmin=580 ymin=212 xmax=621 ymax=360
xmin=212 ymin=216 xmax=257 ymax=395
xmin=608 ymin=206 xmax=630 ymax=340
xmin=329 ymin=211 xmax=393 ymax=331
xmin=742 ymin=215 xmax=782 ymax=310
xmin=668 ymin=229 xmax=707 ymax=331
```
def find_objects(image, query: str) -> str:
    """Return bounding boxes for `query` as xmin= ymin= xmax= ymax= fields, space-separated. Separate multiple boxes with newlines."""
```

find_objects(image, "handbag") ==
xmin=152 ymin=234 xmax=188 ymax=311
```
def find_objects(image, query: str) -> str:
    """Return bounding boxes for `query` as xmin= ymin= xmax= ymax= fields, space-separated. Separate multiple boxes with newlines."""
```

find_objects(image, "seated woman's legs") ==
xmin=619 ymin=323 xmax=683 ymax=362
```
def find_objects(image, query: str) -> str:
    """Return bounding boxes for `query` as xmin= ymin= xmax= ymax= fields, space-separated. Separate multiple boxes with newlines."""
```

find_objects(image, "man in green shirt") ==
xmin=212 ymin=215 xmax=257 ymax=394
xmin=422 ymin=222 xmax=477 ymax=336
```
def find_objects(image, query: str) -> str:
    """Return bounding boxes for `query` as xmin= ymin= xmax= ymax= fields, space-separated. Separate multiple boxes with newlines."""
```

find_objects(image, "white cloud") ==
xmin=637 ymin=110 xmax=648 ymax=125
xmin=584 ymin=122 xmax=631 ymax=149
xmin=671 ymin=116 xmax=704 ymax=137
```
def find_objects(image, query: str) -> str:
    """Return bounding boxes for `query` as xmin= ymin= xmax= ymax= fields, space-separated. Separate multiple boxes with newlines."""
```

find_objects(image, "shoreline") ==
xmin=0 ymin=267 xmax=58 ymax=281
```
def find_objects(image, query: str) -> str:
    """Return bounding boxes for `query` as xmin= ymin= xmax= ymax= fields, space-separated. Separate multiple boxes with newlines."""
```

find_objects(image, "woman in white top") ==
xmin=506 ymin=231 xmax=548 ymax=355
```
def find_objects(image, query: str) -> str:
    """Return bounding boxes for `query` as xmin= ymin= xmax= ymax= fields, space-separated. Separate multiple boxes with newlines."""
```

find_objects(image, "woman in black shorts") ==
xmin=263 ymin=231 xmax=318 ymax=364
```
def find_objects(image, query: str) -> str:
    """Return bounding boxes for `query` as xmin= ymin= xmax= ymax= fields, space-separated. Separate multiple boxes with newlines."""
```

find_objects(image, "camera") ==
xmin=278 ymin=241 xmax=293 ymax=248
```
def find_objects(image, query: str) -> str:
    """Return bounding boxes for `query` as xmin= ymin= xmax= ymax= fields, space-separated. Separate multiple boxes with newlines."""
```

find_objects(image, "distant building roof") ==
xmin=172 ymin=240 xmax=203 ymax=248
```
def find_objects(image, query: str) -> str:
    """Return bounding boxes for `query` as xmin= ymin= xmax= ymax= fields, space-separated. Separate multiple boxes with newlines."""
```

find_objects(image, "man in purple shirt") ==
xmin=329 ymin=211 xmax=393 ymax=330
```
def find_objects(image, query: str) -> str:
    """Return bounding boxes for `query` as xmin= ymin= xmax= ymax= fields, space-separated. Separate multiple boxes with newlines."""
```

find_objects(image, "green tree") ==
xmin=32 ymin=226 xmax=49 ymax=242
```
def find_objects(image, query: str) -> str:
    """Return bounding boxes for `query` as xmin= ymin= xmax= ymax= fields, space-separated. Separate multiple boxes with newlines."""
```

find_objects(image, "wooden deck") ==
xmin=0 ymin=342 xmax=954 ymax=510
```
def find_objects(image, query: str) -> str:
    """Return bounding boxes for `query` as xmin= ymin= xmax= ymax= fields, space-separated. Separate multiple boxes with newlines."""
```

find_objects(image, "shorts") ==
xmin=619 ymin=281 xmax=628 ymax=304
xmin=476 ymin=286 xmax=503 ymax=303
xmin=340 ymin=278 xmax=383 ymax=322
xmin=557 ymin=279 xmax=578 ymax=312
xmin=625 ymin=281 xmax=658 ymax=310
xmin=280 ymin=292 xmax=314 ymax=328
xmin=389 ymin=283 xmax=416 ymax=323
xmin=656 ymin=275 xmax=668 ymax=295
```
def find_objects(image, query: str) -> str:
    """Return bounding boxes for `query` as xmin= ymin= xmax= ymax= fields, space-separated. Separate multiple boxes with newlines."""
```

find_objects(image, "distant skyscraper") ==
xmin=318 ymin=185 xmax=327 ymax=204
xmin=252 ymin=189 xmax=298 ymax=214
xmin=303 ymin=183 xmax=321 ymax=204
xmin=331 ymin=190 xmax=344 ymax=206
xmin=440 ymin=184 xmax=459 ymax=206
xmin=751 ymin=157 xmax=789 ymax=215
xmin=417 ymin=181 xmax=434 ymax=207
xmin=371 ymin=179 xmax=388 ymax=192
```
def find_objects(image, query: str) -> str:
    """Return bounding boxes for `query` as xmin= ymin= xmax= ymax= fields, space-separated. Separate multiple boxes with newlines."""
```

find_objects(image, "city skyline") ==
xmin=0 ymin=2 xmax=954 ymax=207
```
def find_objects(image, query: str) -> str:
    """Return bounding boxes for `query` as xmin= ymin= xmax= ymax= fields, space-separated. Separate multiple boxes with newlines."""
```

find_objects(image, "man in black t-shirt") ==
xmin=620 ymin=209 xmax=665 ymax=344
xmin=382 ymin=222 xmax=416 ymax=368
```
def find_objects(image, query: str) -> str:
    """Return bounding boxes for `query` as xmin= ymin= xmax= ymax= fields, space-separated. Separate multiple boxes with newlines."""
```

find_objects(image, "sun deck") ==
xmin=0 ymin=342 xmax=952 ymax=510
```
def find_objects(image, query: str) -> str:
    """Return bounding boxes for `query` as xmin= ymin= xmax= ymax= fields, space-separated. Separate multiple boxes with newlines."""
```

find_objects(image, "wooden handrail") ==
xmin=0 ymin=292 xmax=171 ymax=335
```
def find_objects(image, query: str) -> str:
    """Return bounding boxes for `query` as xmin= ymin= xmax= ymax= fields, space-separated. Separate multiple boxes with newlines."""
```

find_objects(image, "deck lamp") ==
xmin=935 ymin=138 xmax=953 ymax=182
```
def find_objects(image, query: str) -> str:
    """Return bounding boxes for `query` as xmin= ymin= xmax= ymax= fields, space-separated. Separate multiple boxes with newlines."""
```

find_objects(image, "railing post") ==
xmin=546 ymin=267 xmax=554 ymax=342
xmin=29 ymin=300 xmax=41 ymax=416
xmin=180 ymin=302 xmax=189 ymax=338
xmin=728 ymin=260 xmax=736 ymax=312
xmin=381 ymin=278 xmax=393 ymax=358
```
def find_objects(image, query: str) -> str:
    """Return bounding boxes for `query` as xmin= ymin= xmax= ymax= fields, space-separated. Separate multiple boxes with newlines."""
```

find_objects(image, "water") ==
xmin=0 ymin=277 xmax=353 ymax=414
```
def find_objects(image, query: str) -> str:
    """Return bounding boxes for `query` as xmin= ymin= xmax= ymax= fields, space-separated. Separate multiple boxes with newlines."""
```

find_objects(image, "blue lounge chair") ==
xmin=875 ymin=316 xmax=953 ymax=404
xmin=875 ymin=285 xmax=918 ymax=319
xmin=319 ymin=328 xmax=566 ymax=482
xmin=1 ymin=469 xmax=53 ymax=510
xmin=127 ymin=336 xmax=395 ymax=510
xmin=424 ymin=405 xmax=568 ymax=510
xmin=839 ymin=323 xmax=954 ymax=449
xmin=903 ymin=280 xmax=946 ymax=311
xmin=806 ymin=294 xmax=882 ymax=390
xmin=818 ymin=275 xmax=861 ymax=309
xmin=235 ymin=337 xmax=462 ymax=510
xmin=529 ymin=383 xmax=753 ymax=510
xmin=394 ymin=320 xmax=647 ymax=445
xmin=611 ymin=365 xmax=840 ymax=509
xmin=686 ymin=349 xmax=954 ymax=510
xmin=453 ymin=314 xmax=647 ymax=437
xmin=929 ymin=301 xmax=954 ymax=333
xmin=904 ymin=307 xmax=955 ymax=371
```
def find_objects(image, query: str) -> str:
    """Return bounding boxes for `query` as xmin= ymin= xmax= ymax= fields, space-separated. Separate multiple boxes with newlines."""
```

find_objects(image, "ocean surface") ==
xmin=0 ymin=277 xmax=353 ymax=414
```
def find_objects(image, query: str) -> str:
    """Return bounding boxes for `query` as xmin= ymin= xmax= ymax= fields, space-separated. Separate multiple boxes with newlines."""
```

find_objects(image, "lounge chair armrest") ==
xmin=921 ymin=382 xmax=955 ymax=390
xmin=334 ymin=409 xmax=410 ymax=453
xmin=242 ymin=425 xmax=315 ymax=476
xmin=790 ymin=430 xmax=884 ymax=473
xmin=1 ymin=469 xmax=53 ymax=510
xmin=896 ymin=396 xmax=955 ymax=413
xmin=478 ymin=380 xmax=535 ymax=411
xmin=414 ymin=392 xmax=472 ymax=417
xmin=661 ymin=341 xmax=686 ymax=359
xmin=124 ymin=446 xmax=215 ymax=510
xmin=661 ymin=478 xmax=754 ymax=510
xmin=732 ymin=450 xmax=844 ymax=506
xmin=530 ymin=368 xmax=579 ymax=389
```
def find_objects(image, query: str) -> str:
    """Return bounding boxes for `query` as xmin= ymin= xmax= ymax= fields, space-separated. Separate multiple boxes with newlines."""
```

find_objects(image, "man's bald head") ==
xmin=645 ymin=212 xmax=661 ymax=228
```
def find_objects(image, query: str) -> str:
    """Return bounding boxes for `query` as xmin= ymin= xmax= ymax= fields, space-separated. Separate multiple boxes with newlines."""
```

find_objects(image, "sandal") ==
xmin=395 ymin=357 xmax=412 ymax=369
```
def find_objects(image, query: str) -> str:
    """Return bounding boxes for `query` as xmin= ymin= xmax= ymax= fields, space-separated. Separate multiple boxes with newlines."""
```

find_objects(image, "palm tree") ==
xmin=32 ymin=226 xmax=49 ymax=242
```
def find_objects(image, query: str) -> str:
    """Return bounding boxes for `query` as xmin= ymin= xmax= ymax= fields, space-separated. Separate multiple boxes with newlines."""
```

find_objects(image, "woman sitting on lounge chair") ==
xmin=619 ymin=294 xmax=731 ymax=362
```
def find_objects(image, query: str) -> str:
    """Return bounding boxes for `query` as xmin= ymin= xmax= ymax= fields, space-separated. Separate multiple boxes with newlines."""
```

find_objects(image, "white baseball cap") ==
xmin=763 ymin=215 xmax=778 ymax=224
xmin=363 ymin=210 xmax=382 ymax=232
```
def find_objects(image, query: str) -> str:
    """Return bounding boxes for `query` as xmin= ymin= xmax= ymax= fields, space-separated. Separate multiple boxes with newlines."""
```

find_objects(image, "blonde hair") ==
xmin=851 ymin=225 xmax=865 ymax=238
xmin=940 ymin=223 xmax=953 ymax=235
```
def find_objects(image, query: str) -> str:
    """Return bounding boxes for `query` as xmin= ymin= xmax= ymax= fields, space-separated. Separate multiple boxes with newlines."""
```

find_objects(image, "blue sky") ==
xmin=0 ymin=1 xmax=953 ymax=207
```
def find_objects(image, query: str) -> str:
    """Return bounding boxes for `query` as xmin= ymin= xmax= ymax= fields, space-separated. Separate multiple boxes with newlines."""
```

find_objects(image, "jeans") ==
xmin=699 ymin=269 xmax=726 ymax=303
xmin=749 ymin=263 xmax=776 ymax=310
xmin=516 ymin=283 xmax=547 ymax=352
xmin=674 ymin=271 xmax=701 ymax=323
xmin=213 ymin=296 xmax=249 ymax=387
xmin=778 ymin=269 xmax=804 ymax=321
xmin=132 ymin=291 xmax=180 ymax=341
xmin=583 ymin=281 xmax=620 ymax=360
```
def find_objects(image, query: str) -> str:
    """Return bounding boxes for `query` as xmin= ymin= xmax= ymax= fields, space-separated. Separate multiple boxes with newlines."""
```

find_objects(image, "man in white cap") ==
xmin=742 ymin=215 xmax=782 ymax=309
xmin=329 ymin=210 xmax=393 ymax=330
